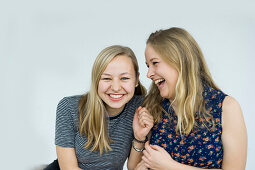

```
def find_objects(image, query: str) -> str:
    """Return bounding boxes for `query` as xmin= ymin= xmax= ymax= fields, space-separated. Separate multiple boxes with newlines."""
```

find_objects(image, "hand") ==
xmin=134 ymin=160 xmax=149 ymax=170
xmin=133 ymin=107 xmax=154 ymax=141
xmin=142 ymin=142 xmax=176 ymax=170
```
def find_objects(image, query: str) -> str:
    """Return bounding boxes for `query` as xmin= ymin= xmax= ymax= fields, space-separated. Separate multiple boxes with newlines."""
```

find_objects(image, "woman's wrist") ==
xmin=164 ymin=156 xmax=179 ymax=170
xmin=132 ymin=136 xmax=147 ymax=152
xmin=132 ymin=140 xmax=145 ymax=152
xmin=133 ymin=133 xmax=148 ymax=141
xmin=134 ymin=136 xmax=148 ymax=143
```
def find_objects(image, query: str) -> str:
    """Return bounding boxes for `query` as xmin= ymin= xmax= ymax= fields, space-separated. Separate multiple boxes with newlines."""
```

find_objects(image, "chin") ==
xmin=159 ymin=91 xmax=168 ymax=98
xmin=109 ymin=100 xmax=127 ymax=108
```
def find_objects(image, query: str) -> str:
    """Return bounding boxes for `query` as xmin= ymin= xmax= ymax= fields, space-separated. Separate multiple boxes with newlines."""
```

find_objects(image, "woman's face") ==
xmin=98 ymin=55 xmax=137 ymax=116
xmin=145 ymin=44 xmax=178 ymax=100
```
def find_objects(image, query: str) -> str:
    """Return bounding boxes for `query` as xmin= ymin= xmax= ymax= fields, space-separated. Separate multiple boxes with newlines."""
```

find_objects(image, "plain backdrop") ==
xmin=1 ymin=0 xmax=254 ymax=169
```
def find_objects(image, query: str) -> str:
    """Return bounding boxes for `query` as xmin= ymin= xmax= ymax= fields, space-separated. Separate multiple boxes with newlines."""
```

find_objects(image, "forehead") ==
xmin=145 ymin=44 xmax=162 ymax=61
xmin=103 ymin=55 xmax=135 ymax=74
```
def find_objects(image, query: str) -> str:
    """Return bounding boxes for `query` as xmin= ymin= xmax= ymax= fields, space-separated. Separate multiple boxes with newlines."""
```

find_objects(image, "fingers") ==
xmin=138 ymin=111 xmax=153 ymax=121
xmin=137 ymin=106 xmax=143 ymax=112
xmin=133 ymin=106 xmax=142 ymax=122
xmin=134 ymin=107 xmax=154 ymax=140
xmin=135 ymin=160 xmax=149 ymax=170
xmin=138 ymin=119 xmax=153 ymax=129
xmin=138 ymin=107 xmax=151 ymax=116
xmin=134 ymin=106 xmax=142 ymax=117
xmin=142 ymin=155 xmax=151 ymax=169
xmin=142 ymin=146 xmax=153 ymax=169
xmin=138 ymin=108 xmax=153 ymax=120
xmin=143 ymin=148 xmax=150 ymax=159
xmin=137 ymin=108 xmax=154 ymax=128
xmin=150 ymin=144 xmax=163 ymax=151
xmin=144 ymin=141 xmax=153 ymax=153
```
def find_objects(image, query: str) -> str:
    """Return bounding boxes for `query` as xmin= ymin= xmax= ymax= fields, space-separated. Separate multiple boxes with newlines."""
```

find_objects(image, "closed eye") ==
xmin=101 ymin=77 xmax=111 ymax=80
xmin=152 ymin=61 xmax=158 ymax=65
xmin=121 ymin=77 xmax=130 ymax=80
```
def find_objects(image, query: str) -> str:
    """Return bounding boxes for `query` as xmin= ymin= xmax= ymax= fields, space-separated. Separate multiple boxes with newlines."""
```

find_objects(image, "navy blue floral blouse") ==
xmin=150 ymin=85 xmax=227 ymax=168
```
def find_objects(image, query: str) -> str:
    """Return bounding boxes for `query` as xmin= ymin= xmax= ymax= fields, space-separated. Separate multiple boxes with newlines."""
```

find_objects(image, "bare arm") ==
xmin=176 ymin=96 xmax=247 ymax=170
xmin=221 ymin=96 xmax=247 ymax=170
xmin=142 ymin=142 xmax=221 ymax=170
xmin=128 ymin=141 xmax=146 ymax=170
xmin=56 ymin=146 xmax=82 ymax=170
xmin=127 ymin=107 xmax=154 ymax=170
xmin=141 ymin=96 xmax=247 ymax=170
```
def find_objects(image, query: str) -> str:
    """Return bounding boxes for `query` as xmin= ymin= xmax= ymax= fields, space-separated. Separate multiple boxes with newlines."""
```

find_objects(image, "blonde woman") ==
xmin=44 ymin=45 xmax=149 ymax=170
xmin=135 ymin=27 xmax=247 ymax=169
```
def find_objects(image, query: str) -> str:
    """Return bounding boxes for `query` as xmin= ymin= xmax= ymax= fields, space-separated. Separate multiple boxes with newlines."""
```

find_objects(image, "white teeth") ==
xmin=109 ymin=94 xmax=123 ymax=98
xmin=154 ymin=79 xmax=165 ymax=85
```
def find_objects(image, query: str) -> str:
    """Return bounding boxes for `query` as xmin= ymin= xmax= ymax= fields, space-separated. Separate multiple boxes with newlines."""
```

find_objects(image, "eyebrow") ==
xmin=101 ymin=72 xmax=131 ymax=76
xmin=150 ymin=57 xmax=159 ymax=61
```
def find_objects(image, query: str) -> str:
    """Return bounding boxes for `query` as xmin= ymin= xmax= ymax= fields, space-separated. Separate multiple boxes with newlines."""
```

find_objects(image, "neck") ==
xmin=169 ymin=99 xmax=177 ymax=112
xmin=106 ymin=106 xmax=124 ymax=116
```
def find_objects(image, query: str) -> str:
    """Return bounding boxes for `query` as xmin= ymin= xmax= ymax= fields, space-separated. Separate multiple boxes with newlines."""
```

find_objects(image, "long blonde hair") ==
xmin=79 ymin=45 xmax=146 ymax=154
xmin=143 ymin=27 xmax=218 ymax=135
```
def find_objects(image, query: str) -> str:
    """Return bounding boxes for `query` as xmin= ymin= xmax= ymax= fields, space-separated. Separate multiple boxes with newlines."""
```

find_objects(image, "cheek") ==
xmin=121 ymin=82 xmax=135 ymax=93
xmin=165 ymin=67 xmax=178 ymax=85
xmin=173 ymin=72 xmax=179 ymax=85
xmin=123 ymin=82 xmax=136 ymax=92
xmin=98 ymin=82 xmax=108 ymax=93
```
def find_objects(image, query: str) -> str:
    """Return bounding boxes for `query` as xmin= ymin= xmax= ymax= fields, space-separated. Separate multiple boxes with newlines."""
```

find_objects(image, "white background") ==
xmin=1 ymin=0 xmax=254 ymax=169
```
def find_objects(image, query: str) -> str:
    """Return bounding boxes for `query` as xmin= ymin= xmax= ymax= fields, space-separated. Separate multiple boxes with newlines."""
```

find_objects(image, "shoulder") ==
xmin=222 ymin=96 xmax=241 ymax=110
xmin=222 ymin=96 xmax=244 ymax=128
xmin=58 ymin=95 xmax=82 ymax=108
xmin=203 ymin=86 xmax=227 ymax=102
xmin=56 ymin=95 xmax=83 ymax=119
xmin=129 ymin=95 xmax=144 ymax=106
xmin=222 ymin=96 xmax=242 ymax=116
xmin=203 ymin=86 xmax=227 ymax=116
xmin=56 ymin=95 xmax=82 ymax=130
xmin=221 ymin=96 xmax=247 ymax=169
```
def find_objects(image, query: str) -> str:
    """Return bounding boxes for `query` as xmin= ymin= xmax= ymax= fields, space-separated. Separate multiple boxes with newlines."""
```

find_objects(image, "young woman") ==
xmin=134 ymin=27 xmax=247 ymax=169
xmin=44 ymin=45 xmax=148 ymax=170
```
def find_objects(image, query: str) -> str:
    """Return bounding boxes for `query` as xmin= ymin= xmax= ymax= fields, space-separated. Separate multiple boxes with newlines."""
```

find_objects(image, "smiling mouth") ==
xmin=155 ymin=78 xmax=165 ymax=86
xmin=109 ymin=94 xmax=124 ymax=99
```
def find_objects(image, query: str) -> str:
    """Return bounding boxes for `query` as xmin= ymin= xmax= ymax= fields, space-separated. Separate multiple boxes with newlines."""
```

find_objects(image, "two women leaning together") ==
xmin=44 ymin=27 xmax=247 ymax=170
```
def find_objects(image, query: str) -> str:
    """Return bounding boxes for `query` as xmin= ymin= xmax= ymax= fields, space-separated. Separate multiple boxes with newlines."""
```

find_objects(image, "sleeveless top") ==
xmin=150 ymin=86 xmax=227 ymax=168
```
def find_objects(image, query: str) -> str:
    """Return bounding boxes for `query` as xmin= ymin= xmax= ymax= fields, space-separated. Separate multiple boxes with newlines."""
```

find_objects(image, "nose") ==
xmin=147 ymin=66 xmax=154 ymax=79
xmin=111 ymin=79 xmax=121 ymax=91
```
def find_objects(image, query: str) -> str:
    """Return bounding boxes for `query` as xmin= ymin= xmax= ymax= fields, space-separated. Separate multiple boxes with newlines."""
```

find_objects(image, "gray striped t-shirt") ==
xmin=55 ymin=95 xmax=143 ymax=170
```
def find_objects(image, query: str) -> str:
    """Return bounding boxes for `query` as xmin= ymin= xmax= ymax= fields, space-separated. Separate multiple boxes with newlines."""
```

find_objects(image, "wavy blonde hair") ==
xmin=143 ymin=27 xmax=218 ymax=135
xmin=78 ymin=45 xmax=146 ymax=155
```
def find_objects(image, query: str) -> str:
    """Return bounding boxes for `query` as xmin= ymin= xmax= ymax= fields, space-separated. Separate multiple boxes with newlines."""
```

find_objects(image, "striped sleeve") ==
xmin=55 ymin=97 xmax=75 ymax=148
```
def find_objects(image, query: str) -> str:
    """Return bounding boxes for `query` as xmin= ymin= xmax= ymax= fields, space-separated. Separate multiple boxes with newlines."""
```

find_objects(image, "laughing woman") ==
xmin=44 ymin=45 xmax=148 ymax=170
xmin=135 ymin=27 xmax=247 ymax=170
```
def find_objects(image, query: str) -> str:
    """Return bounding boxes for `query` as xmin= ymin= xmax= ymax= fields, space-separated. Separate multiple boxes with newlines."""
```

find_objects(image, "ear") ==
xmin=136 ymin=72 xmax=140 ymax=87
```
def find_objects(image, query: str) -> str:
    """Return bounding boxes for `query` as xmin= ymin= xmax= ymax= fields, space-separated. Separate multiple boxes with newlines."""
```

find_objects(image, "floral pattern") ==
xmin=150 ymin=85 xmax=227 ymax=168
